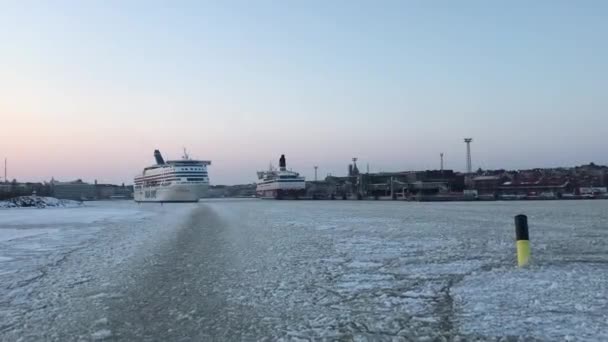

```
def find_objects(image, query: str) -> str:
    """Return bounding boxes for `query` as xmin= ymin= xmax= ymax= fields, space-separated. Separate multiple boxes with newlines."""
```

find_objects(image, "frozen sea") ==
xmin=1 ymin=199 xmax=607 ymax=341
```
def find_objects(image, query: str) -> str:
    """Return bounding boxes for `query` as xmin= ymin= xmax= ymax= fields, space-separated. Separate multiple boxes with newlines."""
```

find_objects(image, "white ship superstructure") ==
xmin=256 ymin=154 xmax=306 ymax=199
xmin=134 ymin=149 xmax=211 ymax=202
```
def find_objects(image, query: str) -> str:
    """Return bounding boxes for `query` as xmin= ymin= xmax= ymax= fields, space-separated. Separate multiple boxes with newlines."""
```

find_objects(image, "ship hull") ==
xmin=134 ymin=184 xmax=199 ymax=203
xmin=193 ymin=183 xmax=210 ymax=198
xmin=257 ymin=188 xmax=306 ymax=200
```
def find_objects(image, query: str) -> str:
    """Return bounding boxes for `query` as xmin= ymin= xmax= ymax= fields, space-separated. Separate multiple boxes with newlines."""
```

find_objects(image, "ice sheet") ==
xmin=0 ymin=199 xmax=607 ymax=341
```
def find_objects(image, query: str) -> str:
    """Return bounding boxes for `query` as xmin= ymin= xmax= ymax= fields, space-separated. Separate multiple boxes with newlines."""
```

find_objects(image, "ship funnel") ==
xmin=154 ymin=149 xmax=165 ymax=165
xmin=279 ymin=154 xmax=286 ymax=171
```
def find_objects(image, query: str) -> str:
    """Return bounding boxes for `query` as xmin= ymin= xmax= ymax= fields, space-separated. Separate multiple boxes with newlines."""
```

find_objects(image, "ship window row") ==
xmin=151 ymin=168 xmax=205 ymax=176
xmin=145 ymin=171 xmax=207 ymax=175
xmin=157 ymin=170 xmax=207 ymax=176
xmin=259 ymin=179 xmax=303 ymax=184
xmin=157 ymin=171 xmax=207 ymax=175
xmin=141 ymin=178 xmax=208 ymax=183
xmin=139 ymin=174 xmax=207 ymax=182
xmin=143 ymin=178 xmax=208 ymax=182
xmin=144 ymin=173 xmax=207 ymax=178
xmin=137 ymin=177 xmax=208 ymax=183
xmin=174 ymin=172 xmax=208 ymax=175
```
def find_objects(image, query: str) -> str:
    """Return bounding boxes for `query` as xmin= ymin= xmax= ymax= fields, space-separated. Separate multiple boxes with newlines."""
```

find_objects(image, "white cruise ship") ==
xmin=134 ymin=149 xmax=211 ymax=202
xmin=256 ymin=154 xmax=306 ymax=199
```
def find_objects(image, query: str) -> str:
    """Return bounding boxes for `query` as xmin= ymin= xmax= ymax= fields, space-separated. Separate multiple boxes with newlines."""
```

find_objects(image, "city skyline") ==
xmin=2 ymin=1 xmax=607 ymax=185
xmin=2 ymin=144 xmax=606 ymax=186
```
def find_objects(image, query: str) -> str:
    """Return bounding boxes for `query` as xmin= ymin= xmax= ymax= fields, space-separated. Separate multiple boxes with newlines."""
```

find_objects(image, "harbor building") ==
xmin=324 ymin=166 xmax=465 ymax=200
xmin=95 ymin=183 xmax=134 ymax=200
xmin=50 ymin=179 xmax=133 ymax=200
xmin=51 ymin=179 xmax=97 ymax=201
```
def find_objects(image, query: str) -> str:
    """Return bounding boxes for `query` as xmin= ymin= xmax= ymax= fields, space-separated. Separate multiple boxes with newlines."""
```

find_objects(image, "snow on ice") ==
xmin=0 ymin=196 xmax=83 ymax=209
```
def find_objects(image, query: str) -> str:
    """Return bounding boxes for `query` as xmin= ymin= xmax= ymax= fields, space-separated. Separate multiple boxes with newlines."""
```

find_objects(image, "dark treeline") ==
xmin=0 ymin=181 xmax=53 ymax=200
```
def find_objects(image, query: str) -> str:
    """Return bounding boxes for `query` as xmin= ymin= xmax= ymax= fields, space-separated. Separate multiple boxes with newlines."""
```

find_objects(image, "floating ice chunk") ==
xmin=93 ymin=318 xmax=109 ymax=326
xmin=91 ymin=329 xmax=112 ymax=340
xmin=346 ymin=261 xmax=382 ymax=268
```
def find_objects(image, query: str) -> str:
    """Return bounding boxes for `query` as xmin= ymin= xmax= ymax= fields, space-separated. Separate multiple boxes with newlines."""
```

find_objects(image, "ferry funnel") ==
xmin=279 ymin=154 xmax=286 ymax=171
xmin=154 ymin=150 xmax=165 ymax=165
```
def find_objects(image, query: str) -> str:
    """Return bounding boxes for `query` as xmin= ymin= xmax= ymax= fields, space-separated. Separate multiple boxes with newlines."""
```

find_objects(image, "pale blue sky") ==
xmin=1 ymin=1 xmax=607 ymax=184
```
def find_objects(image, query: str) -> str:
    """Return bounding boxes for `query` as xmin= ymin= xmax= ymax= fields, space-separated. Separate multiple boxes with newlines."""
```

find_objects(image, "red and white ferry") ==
xmin=256 ymin=155 xmax=306 ymax=199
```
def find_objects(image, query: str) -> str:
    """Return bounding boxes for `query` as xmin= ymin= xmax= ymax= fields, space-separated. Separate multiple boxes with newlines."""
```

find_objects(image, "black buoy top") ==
xmin=514 ymin=214 xmax=529 ymax=241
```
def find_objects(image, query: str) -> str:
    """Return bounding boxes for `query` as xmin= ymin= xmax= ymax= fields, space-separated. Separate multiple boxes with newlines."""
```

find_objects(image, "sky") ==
xmin=1 ymin=0 xmax=607 ymax=185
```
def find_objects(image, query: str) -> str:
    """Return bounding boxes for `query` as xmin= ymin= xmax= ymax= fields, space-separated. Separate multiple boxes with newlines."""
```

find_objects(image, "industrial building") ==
xmin=324 ymin=169 xmax=464 ymax=200
xmin=94 ymin=183 xmax=133 ymax=200
xmin=51 ymin=180 xmax=97 ymax=201
xmin=51 ymin=179 xmax=133 ymax=200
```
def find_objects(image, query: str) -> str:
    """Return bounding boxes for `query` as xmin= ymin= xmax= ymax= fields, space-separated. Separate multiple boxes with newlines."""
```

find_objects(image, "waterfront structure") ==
xmin=326 ymin=165 xmax=465 ymax=200
xmin=0 ymin=182 xmax=49 ymax=200
xmin=580 ymin=187 xmax=608 ymax=196
xmin=51 ymin=179 xmax=96 ymax=201
xmin=134 ymin=149 xmax=211 ymax=202
xmin=0 ymin=183 xmax=10 ymax=193
xmin=256 ymin=154 xmax=306 ymax=199
xmin=470 ymin=163 xmax=608 ymax=198
xmin=498 ymin=180 xmax=571 ymax=198
xmin=95 ymin=183 xmax=133 ymax=199
xmin=207 ymin=184 xmax=256 ymax=198
xmin=472 ymin=175 xmax=504 ymax=194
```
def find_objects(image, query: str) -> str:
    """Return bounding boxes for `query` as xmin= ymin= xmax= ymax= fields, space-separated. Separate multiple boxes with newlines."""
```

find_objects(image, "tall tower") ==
xmin=464 ymin=138 xmax=473 ymax=173
xmin=4 ymin=158 xmax=7 ymax=183
xmin=440 ymin=153 xmax=444 ymax=172
xmin=314 ymin=166 xmax=318 ymax=181
xmin=352 ymin=157 xmax=359 ymax=175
